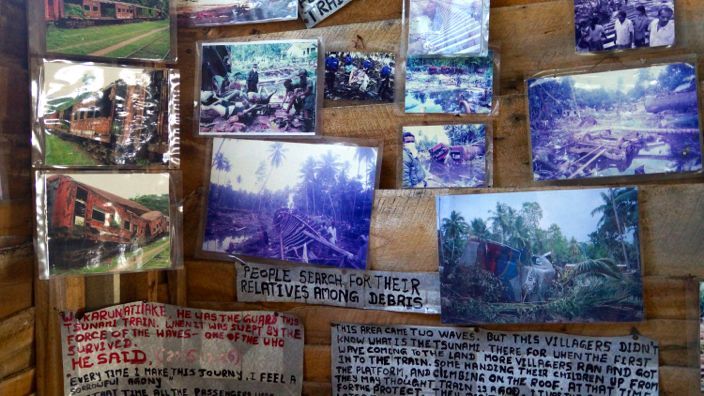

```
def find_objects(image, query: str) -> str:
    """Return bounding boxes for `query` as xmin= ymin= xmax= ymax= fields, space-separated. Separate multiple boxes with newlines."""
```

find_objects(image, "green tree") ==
xmin=440 ymin=211 xmax=470 ymax=266
xmin=132 ymin=194 xmax=169 ymax=214
xmin=469 ymin=218 xmax=492 ymax=240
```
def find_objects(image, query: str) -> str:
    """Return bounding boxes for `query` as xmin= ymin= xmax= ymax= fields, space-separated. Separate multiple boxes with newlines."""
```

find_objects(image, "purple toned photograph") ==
xmin=575 ymin=0 xmax=675 ymax=53
xmin=528 ymin=62 xmax=702 ymax=181
xmin=404 ymin=51 xmax=494 ymax=114
xmin=402 ymin=124 xmax=488 ymax=188
xmin=177 ymin=0 xmax=298 ymax=27
xmin=408 ymin=0 xmax=489 ymax=56
xmin=202 ymin=138 xmax=379 ymax=269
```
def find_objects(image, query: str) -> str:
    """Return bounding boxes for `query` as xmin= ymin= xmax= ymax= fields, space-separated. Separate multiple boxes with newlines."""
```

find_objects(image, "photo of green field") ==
xmin=44 ymin=0 xmax=172 ymax=60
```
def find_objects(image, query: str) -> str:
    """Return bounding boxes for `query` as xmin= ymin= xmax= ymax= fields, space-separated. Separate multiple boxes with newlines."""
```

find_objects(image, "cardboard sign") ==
xmin=332 ymin=323 xmax=659 ymax=396
xmin=299 ymin=0 xmax=355 ymax=27
xmin=61 ymin=302 xmax=304 ymax=395
xmin=236 ymin=261 xmax=441 ymax=314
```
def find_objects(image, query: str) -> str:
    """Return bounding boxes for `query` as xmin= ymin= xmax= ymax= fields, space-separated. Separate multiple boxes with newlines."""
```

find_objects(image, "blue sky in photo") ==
xmin=528 ymin=64 xmax=691 ymax=94
xmin=210 ymin=138 xmax=377 ymax=193
xmin=437 ymin=189 xmax=616 ymax=242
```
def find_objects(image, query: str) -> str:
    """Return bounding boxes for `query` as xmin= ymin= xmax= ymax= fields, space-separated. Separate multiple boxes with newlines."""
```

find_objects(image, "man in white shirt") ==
xmin=614 ymin=10 xmax=634 ymax=49
xmin=649 ymin=7 xmax=675 ymax=47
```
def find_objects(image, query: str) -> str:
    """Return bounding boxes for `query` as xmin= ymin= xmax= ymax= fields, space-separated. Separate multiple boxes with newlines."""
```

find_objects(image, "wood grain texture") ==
xmin=0 ymin=369 xmax=35 ymax=396
xmin=0 ymin=245 xmax=33 ymax=320
xmin=178 ymin=2 xmax=704 ymax=394
xmin=0 ymin=309 xmax=34 ymax=380
xmin=6 ymin=0 xmax=704 ymax=394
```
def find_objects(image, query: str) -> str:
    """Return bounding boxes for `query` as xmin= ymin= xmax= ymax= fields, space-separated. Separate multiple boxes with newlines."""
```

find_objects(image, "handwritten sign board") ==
xmin=236 ymin=261 xmax=440 ymax=314
xmin=299 ymin=0 xmax=355 ymax=28
xmin=332 ymin=323 xmax=659 ymax=396
xmin=60 ymin=302 xmax=304 ymax=395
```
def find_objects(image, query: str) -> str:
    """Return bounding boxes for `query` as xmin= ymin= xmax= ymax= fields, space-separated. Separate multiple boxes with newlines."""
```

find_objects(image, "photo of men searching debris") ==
xmin=198 ymin=40 xmax=319 ymax=135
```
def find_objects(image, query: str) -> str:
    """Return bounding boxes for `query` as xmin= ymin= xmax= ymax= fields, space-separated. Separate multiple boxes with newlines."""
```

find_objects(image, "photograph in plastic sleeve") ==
xmin=198 ymin=40 xmax=319 ymax=136
xmin=41 ymin=172 xmax=173 ymax=277
xmin=407 ymin=0 xmax=490 ymax=57
xmin=324 ymin=52 xmax=395 ymax=104
xmin=404 ymin=51 xmax=494 ymax=114
xmin=574 ymin=0 xmax=675 ymax=53
xmin=42 ymin=0 xmax=173 ymax=61
xmin=202 ymin=138 xmax=379 ymax=269
xmin=402 ymin=124 xmax=488 ymax=188
xmin=37 ymin=60 xmax=178 ymax=167
xmin=528 ymin=62 xmax=702 ymax=181
xmin=436 ymin=187 xmax=644 ymax=325
xmin=177 ymin=0 xmax=298 ymax=27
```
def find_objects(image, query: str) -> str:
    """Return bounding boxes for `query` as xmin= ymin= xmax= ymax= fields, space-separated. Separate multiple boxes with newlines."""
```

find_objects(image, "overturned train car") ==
xmin=43 ymin=69 xmax=172 ymax=165
xmin=46 ymin=175 xmax=169 ymax=269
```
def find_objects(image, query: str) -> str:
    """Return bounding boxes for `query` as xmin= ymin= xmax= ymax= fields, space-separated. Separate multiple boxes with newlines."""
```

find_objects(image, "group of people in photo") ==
xmin=576 ymin=0 xmax=675 ymax=52
xmin=324 ymin=52 xmax=395 ymax=102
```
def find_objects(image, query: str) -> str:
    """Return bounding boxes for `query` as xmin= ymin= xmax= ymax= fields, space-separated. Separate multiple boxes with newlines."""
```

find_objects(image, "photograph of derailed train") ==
xmin=437 ymin=187 xmax=643 ymax=325
xmin=198 ymin=39 xmax=319 ymax=135
xmin=201 ymin=138 xmax=379 ymax=269
xmin=39 ymin=61 xmax=176 ymax=166
xmin=43 ymin=0 xmax=172 ymax=60
xmin=177 ymin=0 xmax=297 ymax=27
xmin=43 ymin=173 xmax=172 ymax=277
xmin=402 ymin=123 xmax=488 ymax=188
xmin=528 ymin=62 xmax=702 ymax=180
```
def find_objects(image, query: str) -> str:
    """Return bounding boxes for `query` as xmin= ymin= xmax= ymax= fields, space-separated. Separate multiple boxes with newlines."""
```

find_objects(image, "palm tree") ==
xmin=591 ymin=188 xmax=632 ymax=268
xmin=489 ymin=203 xmax=513 ymax=244
xmin=212 ymin=152 xmax=231 ymax=206
xmin=317 ymin=151 xmax=341 ymax=220
xmin=469 ymin=218 xmax=491 ymax=240
xmin=441 ymin=211 xmax=469 ymax=265
xmin=257 ymin=143 xmax=288 ymax=210
xmin=299 ymin=157 xmax=317 ymax=214
xmin=354 ymin=147 xmax=376 ymax=188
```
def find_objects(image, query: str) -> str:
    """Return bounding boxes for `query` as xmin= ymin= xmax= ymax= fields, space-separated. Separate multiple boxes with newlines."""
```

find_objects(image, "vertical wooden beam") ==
xmin=35 ymin=277 xmax=85 ymax=396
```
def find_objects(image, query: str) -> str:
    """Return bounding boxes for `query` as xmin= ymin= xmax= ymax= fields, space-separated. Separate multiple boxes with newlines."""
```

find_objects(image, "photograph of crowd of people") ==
xmin=408 ymin=0 xmax=489 ymax=56
xmin=198 ymin=40 xmax=318 ymax=135
xmin=437 ymin=187 xmax=643 ymax=324
xmin=405 ymin=52 xmax=494 ymax=114
xmin=177 ymin=0 xmax=297 ymax=27
xmin=324 ymin=52 xmax=395 ymax=104
xmin=202 ymin=138 xmax=379 ymax=269
xmin=528 ymin=62 xmax=701 ymax=181
xmin=575 ymin=0 xmax=675 ymax=53
xmin=402 ymin=124 xmax=488 ymax=188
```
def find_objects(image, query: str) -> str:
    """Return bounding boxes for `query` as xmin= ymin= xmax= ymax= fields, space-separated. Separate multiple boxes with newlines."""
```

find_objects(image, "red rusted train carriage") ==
xmin=45 ymin=0 xmax=165 ymax=28
xmin=47 ymin=175 xmax=169 ymax=267
xmin=44 ymin=70 xmax=171 ymax=164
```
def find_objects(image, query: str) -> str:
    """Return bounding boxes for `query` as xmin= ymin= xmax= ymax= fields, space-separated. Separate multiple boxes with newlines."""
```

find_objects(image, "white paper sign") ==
xmin=61 ymin=302 xmax=304 ymax=395
xmin=299 ymin=0 xmax=355 ymax=28
xmin=236 ymin=261 xmax=441 ymax=314
xmin=332 ymin=323 xmax=659 ymax=396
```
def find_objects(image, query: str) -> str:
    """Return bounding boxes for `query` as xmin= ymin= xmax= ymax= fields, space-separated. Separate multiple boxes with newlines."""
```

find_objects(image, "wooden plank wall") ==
xmin=178 ymin=1 xmax=704 ymax=395
xmin=0 ymin=0 xmax=36 ymax=395
xmin=0 ymin=0 xmax=700 ymax=395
